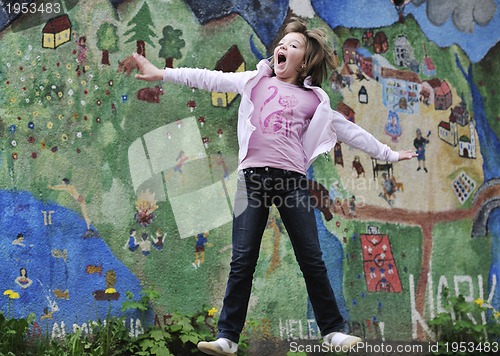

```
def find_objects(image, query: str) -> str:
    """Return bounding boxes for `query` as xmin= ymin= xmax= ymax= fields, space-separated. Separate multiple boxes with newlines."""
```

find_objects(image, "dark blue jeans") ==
xmin=217 ymin=167 xmax=344 ymax=342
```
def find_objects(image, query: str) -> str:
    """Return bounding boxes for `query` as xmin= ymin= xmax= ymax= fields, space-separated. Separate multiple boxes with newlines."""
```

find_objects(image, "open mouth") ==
xmin=277 ymin=53 xmax=286 ymax=64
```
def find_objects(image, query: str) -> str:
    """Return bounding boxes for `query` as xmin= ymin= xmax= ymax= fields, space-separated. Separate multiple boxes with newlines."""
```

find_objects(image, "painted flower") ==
xmin=58 ymin=91 xmax=63 ymax=98
xmin=68 ymin=89 xmax=74 ymax=96
xmin=81 ymin=80 xmax=87 ymax=86
xmin=46 ymin=95 xmax=52 ymax=101
xmin=66 ymin=63 xmax=72 ymax=70
xmin=61 ymin=133 xmax=68 ymax=141
xmin=4 ymin=289 xmax=14 ymax=296
xmin=9 ymin=292 xmax=20 ymax=299
xmin=81 ymin=100 xmax=86 ymax=106
xmin=105 ymin=288 xmax=117 ymax=294
xmin=47 ymin=121 xmax=53 ymax=129
xmin=58 ymin=114 xmax=64 ymax=120
xmin=28 ymin=122 xmax=35 ymax=129
xmin=76 ymin=132 xmax=82 ymax=138
xmin=208 ymin=307 xmax=218 ymax=317
xmin=9 ymin=125 xmax=16 ymax=134
xmin=11 ymin=140 xmax=17 ymax=147
xmin=495 ymin=311 xmax=500 ymax=319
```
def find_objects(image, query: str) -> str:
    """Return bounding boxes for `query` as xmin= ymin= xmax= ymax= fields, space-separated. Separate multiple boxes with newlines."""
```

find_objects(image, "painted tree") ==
xmin=124 ymin=2 xmax=157 ymax=57
xmin=158 ymin=25 xmax=185 ymax=68
xmin=96 ymin=23 xmax=119 ymax=65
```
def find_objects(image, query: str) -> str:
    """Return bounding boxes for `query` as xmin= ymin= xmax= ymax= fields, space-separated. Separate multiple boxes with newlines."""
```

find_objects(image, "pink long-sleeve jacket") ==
xmin=163 ymin=59 xmax=399 ymax=169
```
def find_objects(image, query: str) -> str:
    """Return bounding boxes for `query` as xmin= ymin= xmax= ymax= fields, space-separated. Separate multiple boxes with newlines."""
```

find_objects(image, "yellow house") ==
xmin=42 ymin=15 xmax=72 ymax=49
xmin=211 ymin=45 xmax=246 ymax=107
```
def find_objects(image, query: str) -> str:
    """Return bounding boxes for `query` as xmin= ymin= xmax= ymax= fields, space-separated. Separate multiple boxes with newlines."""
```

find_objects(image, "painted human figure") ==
xmin=140 ymin=232 xmax=152 ymax=256
xmin=126 ymin=228 xmax=140 ymax=252
xmin=413 ymin=128 xmax=430 ymax=172
xmin=152 ymin=228 xmax=165 ymax=251
xmin=352 ymin=156 xmax=365 ymax=178
xmin=193 ymin=231 xmax=208 ymax=269
xmin=48 ymin=178 xmax=92 ymax=232
xmin=75 ymin=36 xmax=88 ymax=73
xmin=15 ymin=268 xmax=33 ymax=289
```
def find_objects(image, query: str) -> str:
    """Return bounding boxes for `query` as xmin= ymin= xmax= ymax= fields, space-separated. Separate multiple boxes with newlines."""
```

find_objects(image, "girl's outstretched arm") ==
xmin=132 ymin=53 xmax=164 ymax=82
xmin=397 ymin=150 xmax=418 ymax=161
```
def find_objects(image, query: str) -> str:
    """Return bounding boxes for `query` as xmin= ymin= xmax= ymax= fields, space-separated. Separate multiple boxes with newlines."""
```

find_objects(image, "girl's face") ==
xmin=273 ymin=32 xmax=306 ymax=85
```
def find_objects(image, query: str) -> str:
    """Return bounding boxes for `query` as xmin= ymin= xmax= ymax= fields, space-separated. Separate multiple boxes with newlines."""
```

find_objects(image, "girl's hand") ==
xmin=398 ymin=150 xmax=418 ymax=161
xmin=132 ymin=53 xmax=164 ymax=81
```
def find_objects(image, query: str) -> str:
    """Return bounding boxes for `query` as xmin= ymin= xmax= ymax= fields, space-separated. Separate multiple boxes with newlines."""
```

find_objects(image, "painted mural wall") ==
xmin=1 ymin=0 xmax=500 ymax=350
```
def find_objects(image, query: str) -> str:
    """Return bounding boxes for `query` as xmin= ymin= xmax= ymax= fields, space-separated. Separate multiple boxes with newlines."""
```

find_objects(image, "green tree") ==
xmin=158 ymin=25 xmax=185 ymax=68
xmin=96 ymin=23 xmax=119 ymax=65
xmin=124 ymin=2 xmax=157 ymax=57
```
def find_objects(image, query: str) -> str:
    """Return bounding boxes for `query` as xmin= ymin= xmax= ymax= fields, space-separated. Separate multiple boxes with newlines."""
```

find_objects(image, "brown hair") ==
xmin=280 ymin=18 xmax=335 ymax=87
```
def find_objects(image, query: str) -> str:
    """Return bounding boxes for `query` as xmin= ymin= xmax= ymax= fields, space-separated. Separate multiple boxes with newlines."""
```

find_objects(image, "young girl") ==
xmin=132 ymin=18 xmax=416 ymax=355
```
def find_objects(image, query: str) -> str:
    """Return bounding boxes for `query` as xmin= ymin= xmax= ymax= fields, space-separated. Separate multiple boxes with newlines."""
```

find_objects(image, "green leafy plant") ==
xmin=0 ymin=288 xmax=247 ymax=355
xmin=0 ymin=311 xmax=36 ymax=355
xmin=429 ymin=288 xmax=500 ymax=355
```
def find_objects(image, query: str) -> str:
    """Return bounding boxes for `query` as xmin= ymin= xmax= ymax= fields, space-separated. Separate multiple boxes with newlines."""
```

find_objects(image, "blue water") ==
xmin=0 ymin=190 xmax=144 ymax=326
xmin=455 ymin=54 xmax=500 ymax=312
xmin=311 ymin=0 xmax=500 ymax=63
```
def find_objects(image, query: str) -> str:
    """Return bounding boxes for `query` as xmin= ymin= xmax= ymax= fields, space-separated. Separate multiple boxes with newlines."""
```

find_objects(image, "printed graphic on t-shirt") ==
xmin=259 ymin=85 xmax=297 ymax=137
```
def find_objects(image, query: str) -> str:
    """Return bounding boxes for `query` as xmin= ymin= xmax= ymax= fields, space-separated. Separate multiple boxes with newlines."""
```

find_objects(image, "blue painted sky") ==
xmin=312 ymin=0 xmax=500 ymax=63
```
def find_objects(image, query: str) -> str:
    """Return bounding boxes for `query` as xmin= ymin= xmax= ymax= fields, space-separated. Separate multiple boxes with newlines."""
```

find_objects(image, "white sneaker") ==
xmin=324 ymin=331 xmax=362 ymax=349
xmin=197 ymin=338 xmax=238 ymax=355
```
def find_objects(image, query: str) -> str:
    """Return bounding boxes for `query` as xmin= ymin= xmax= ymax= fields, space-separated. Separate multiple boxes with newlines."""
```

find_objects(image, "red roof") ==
xmin=439 ymin=121 xmax=450 ymax=130
xmin=436 ymin=81 xmax=451 ymax=96
xmin=215 ymin=45 xmax=244 ymax=72
xmin=42 ymin=15 xmax=71 ymax=34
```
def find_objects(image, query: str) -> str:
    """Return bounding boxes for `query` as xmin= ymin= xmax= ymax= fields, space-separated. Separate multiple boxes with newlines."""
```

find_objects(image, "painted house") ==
xmin=340 ymin=62 xmax=356 ymax=88
xmin=211 ymin=45 xmax=245 ymax=107
xmin=42 ymin=15 xmax=72 ymax=49
xmin=394 ymin=35 xmax=415 ymax=67
xmin=372 ymin=54 xmax=394 ymax=82
xmin=362 ymin=29 xmax=374 ymax=48
xmin=381 ymin=67 xmax=421 ymax=114
xmin=438 ymin=116 xmax=458 ymax=146
xmin=450 ymin=101 xmax=469 ymax=126
xmin=420 ymin=78 xmax=442 ymax=106
xmin=458 ymin=119 xmax=477 ymax=159
xmin=422 ymin=43 xmax=436 ymax=76
xmin=355 ymin=47 xmax=373 ymax=79
xmin=435 ymin=80 xmax=453 ymax=110
xmin=337 ymin=102 xmax=355 ymax=123
xmin=342 ymin=38 xmax=360 ymax=64
xmin=373 ymin=31 xmax=389 ymax=54
xmin=422 ymin=56 xmax=436 ymax=76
